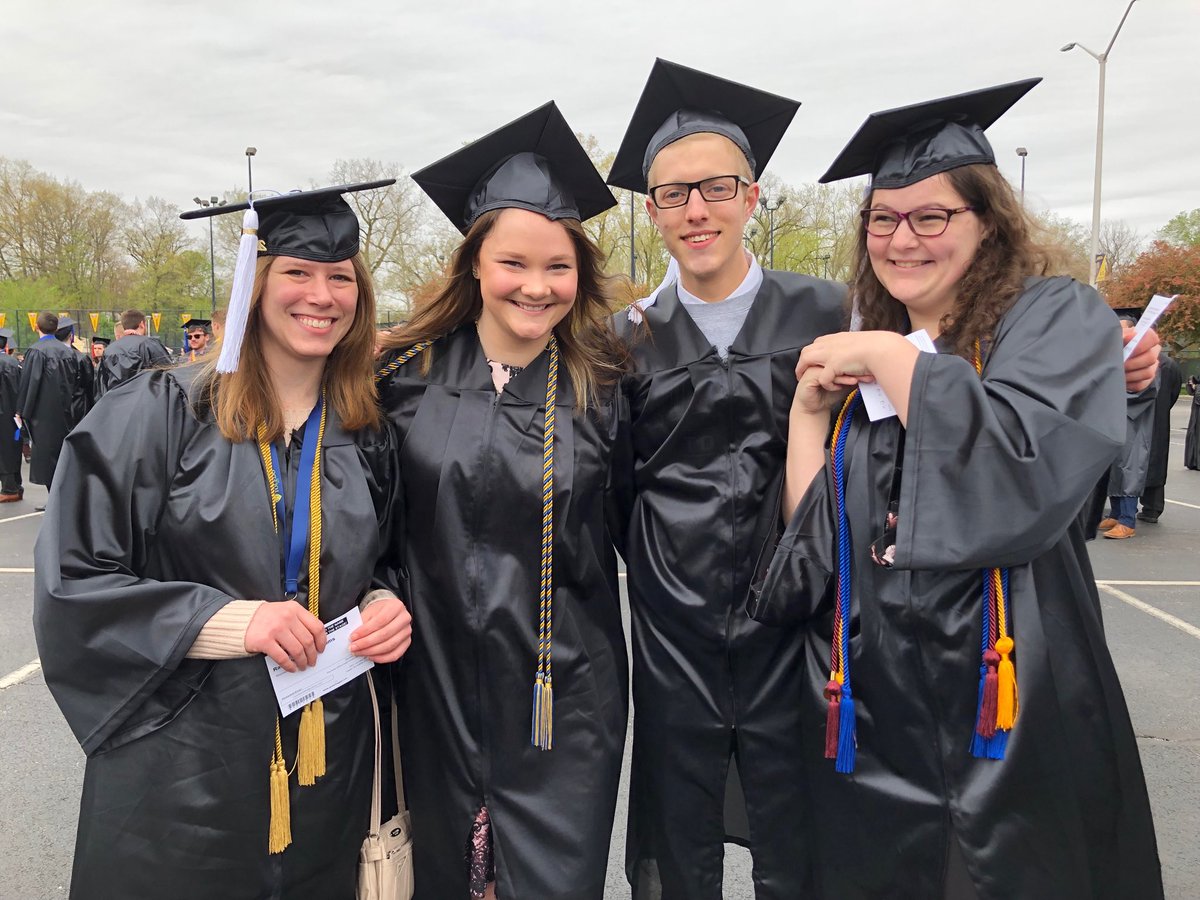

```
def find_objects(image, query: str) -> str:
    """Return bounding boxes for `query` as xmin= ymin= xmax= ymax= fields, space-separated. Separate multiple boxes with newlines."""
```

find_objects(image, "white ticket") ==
xmin=859 ymin=329 xmax=938 ymax=422
xmin=1122 ymin=294 xmax=1176 ymax=362
xmin=266 ymin=606 xmax=374 ymax=716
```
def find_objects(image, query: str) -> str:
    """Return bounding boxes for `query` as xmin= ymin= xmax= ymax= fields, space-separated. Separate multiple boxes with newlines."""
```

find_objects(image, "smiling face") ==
xmin=257 ymin=255 xmax=359 ymax=369
xmin=474 ymin=208 xmax=577 ymax=364
xmin=646 ymin=132 xmax=758 ymax=302
xmin=866 ymin=173 xmax=985 ymax=331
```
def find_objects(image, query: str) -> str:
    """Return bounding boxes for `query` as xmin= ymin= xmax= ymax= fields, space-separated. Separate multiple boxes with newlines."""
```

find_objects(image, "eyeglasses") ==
xmin=648 ymin=175 xmax=748 ymax=210
xmin=187 ymin=333 xmax=206 ymax=340
xmin=861 ymin=206 xmax=977 ymax=237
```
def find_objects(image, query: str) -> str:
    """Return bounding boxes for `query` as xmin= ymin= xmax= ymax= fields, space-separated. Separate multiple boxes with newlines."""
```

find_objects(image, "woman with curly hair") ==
xmin=375 ymin=103 xmax=629 ymax=900
xmin=750 ymin=80 xmax=1162 ymax=899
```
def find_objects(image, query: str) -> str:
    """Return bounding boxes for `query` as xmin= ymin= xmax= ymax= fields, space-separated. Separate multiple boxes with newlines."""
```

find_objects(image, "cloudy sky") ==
xmin=3 ymin=0 xmax=1196 ymax=246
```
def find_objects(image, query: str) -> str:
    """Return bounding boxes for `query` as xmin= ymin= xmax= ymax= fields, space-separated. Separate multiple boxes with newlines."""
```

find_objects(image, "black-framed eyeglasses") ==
xmin=861 ymin=206 xmax=977 ymax=237
xmin=648 ymin=175 xmax=749 ymax=210
xmin=188 ymin=333 xmax=207 ymax=340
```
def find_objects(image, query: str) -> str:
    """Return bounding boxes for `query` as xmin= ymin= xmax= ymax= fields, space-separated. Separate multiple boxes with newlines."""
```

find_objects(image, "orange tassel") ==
xmin=996 ymin=636 xmax=1018 ymax=729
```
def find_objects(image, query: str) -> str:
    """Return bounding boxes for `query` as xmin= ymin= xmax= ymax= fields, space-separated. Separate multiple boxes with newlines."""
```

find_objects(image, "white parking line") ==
xmin=0 ymin=568 xmax=34 ymax=574
xmin=1165 ymin=498 xmax=1200 ymax=511
xmin=1097 ymin=580 xmax=1200 ymax=587
xmin=0 ymin=659 xmax=41 ymax=691
xmin=1097 ymin=584 xmax=1200 ymax=642
xmin=0 ymin=511 xmax=44 ymax=525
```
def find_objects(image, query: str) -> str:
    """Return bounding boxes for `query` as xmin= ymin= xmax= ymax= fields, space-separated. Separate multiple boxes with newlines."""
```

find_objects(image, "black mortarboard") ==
xmin=819 ymin=78 xmax=1042 ymax=188
xmin=1110 ymin=306 xmax=1144 ymax=323
xmin=607 ymin=58 xmax=800 ymax=194
xmin=413 ymin=102 xmax=615 ymax=235
xmin=180 ymin=180 xmax=395 ymax=263
xmin=91 ymin=335 xmax=111 ymax=346
xmin=0 ymin=327 xmax=12 ymax=348
xmin=183 ymin=319 xmax=212 ymax=333
xmin=55 ymin=316 xmax=77 ymax=339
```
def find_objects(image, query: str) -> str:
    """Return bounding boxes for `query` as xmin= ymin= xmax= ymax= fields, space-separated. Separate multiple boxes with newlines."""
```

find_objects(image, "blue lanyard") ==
xmin=267 ymin=399 xmax=323 ymax=598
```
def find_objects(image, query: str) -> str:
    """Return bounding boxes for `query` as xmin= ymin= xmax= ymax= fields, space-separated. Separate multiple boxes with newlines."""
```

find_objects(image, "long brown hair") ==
xmin=851 ymin=163 xmax=1058 ymax=357
xmin=203 ymin=253 xmax=381 ymax=441
xmin=380 ymin=209 xmax=629 ymax=408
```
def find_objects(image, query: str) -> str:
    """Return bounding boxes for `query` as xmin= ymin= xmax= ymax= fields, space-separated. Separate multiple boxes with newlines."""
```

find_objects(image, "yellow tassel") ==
xmin=995 ymin=635 xmax=1018 ymax=730
xmin=268 ymin=749 xmax=292 ymax=853
xmin=540 ymin=679 xmax=554 ymax=751
xmin=296 ymin=699 xmax=326 ymax=786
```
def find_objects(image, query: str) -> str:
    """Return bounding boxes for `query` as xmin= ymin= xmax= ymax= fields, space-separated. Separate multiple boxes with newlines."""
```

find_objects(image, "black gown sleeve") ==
xmin=33 ymin=371 xmax=233 ymax=754
xmin=604 ymin=376 xmax=635 ymax=561
xmin=895 ymin=278 xmax=1126 ymax=571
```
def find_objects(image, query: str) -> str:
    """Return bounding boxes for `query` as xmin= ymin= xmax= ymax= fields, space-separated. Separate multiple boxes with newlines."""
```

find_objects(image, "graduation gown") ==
xmin=1143 ymin=353 xmax=1182 ymax=487
xmin=1107 ymin=377 xmax=1157 ymax=497
xmin=610 ymin=271 xmax=845 ymax=898
xmin=95 ymin=333 xmax=171 ymax=399
xmin=751 ymin=277 xmax=1162 ymax=900
xmin=15 ymin=336 xmax=89 ymax=484
xmin=0 ymin=353 xmax=20 ymax=479
xmin=376 ymin=326 xmax=627 ymax=900
xmin=33 ymin=367 xmax=395 ymax=900
xmin=1186 ymin=380 xmax=1200 ymax=470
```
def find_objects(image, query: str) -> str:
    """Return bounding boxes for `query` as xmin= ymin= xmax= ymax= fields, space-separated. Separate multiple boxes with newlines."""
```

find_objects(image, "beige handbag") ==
xmin=358 ymin=673 xmax=414 ymax=900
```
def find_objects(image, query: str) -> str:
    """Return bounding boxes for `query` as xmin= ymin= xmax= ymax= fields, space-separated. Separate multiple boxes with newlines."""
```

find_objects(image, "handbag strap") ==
xmin=365 ymin=671 xmax=408 ymax=833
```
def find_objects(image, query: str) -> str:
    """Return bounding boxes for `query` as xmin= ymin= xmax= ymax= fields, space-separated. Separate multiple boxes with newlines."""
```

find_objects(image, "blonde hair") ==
xmin=381 ymin=210 xmax=628 ymax=408
xmin=646 ymin=131 xmax=755 ymax=188
xmin=202 ymin=253 xmax=381 ymax=441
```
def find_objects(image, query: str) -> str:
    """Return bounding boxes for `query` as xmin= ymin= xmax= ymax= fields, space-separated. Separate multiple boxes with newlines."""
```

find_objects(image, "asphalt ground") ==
xmin=1 ymin=403 xmax=1197 ymax=899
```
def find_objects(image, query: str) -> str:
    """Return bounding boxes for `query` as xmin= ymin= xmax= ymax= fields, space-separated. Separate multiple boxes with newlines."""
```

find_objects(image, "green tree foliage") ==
xmin=1104 ymin=240 xmax=1200 ymax=351
xmin=1157 ymin=209 xmax=1200 ymax=248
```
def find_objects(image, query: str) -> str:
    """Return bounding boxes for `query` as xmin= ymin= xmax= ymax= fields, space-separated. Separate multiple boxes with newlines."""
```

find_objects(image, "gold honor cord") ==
xmin=256 ymin=388 xmax=329 ymax=854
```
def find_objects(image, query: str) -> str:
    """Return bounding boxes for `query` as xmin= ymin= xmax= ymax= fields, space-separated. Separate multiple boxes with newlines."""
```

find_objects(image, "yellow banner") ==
xmin=28 ymin=312 xmax=37 ymax=332
xmin=181 ymin=313 xmax=192 ymax=324
xmin=1095 ymin=254 xmax=1110 ymax=282
xmin=89 ymin=312 xmax=100 ymax=332
xmin=152 ymin=312 xmax=162 ymax=332
xmin=0 ymin=313 xmax=6 ymax=328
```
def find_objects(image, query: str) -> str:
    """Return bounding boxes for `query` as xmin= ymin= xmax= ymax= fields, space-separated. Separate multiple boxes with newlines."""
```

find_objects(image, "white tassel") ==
xmin=216 ymin=207 xmax=260 ymax=374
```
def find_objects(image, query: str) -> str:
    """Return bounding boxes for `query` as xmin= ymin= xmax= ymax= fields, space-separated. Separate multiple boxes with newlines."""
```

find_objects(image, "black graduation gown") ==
xmin=95 ymin=333 xmax=171 ymax=399
xmin=376 ymin=327 xmax=627 ymax=900
xmin=1186 ymin=381 xmax=1200 ymax=470
xmin=610 ymin=271 xmax=845 ymax=898
xmin=33 ymin=367 xmax=396 ymax=900
xmin=0 ymin=353 xmax=20 ymax=479
xmin=1143 ymin=353 xmax=1182 ymax=488
xmin=751 ymin=277 xmax=1163 ymax=900
xmin=15 ymin=336 xmax=89 ymax=484
xmin=68 ymin=344 xmax=95 ymax=423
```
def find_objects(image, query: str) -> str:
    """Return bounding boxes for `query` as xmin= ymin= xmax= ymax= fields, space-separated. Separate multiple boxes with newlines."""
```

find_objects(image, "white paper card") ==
xmin=266 ymin=606 xmax=374 ymax=716
xmin=1122 ymin=294 xmax=1176 ymax=362
xmin=859 ymin=329 xmax=938 ymax=421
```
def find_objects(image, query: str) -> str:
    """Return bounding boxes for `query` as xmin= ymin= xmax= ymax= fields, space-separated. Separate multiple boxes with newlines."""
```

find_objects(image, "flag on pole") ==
xmin=89 ymin=313 xmax=100 ymax=331
xmin=1095 ymin=254 xmax=1110 ymax=282
xmin=152 ymin=312 xmax=162 ymax=332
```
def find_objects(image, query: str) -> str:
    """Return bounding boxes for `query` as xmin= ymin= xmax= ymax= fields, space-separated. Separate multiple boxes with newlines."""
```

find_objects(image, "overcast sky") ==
xmin=3 ymin=0 xmax=1196 ymax=247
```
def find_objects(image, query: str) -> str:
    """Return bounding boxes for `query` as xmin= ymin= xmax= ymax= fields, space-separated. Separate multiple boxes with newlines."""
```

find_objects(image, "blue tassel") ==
xmin=969 ymin=665 xmax=989 ymax=758
xmin=984 ymin=728 xmax=1009 ymax=760
xmin=835 ymin=687 xmax=857 ymax=774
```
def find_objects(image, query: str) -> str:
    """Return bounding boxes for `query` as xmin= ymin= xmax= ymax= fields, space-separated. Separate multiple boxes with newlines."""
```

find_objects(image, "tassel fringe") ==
xmin=835 ymin=689 xmax=856 ymax=774
xmin=216 ymin=207 xmax=260 ymax=374
xmin=824 ymin=680 xmax=841 ymax=760
xmin=296 ymin=699 xmax=327 ymax=786
xmin=532 ymin=674 xmax=554 ymax=750
xmin=268 ymin=721 xmax=292 ymax=854
xmin=995 ymin=636 xmax=1018 ymax=729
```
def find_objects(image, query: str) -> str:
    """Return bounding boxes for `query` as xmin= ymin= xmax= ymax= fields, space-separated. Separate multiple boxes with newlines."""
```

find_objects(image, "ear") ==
xmin=645 ymin=195 xmax=660 ymax=229
xmin=743 ymin=181 xmax=761 ymax=222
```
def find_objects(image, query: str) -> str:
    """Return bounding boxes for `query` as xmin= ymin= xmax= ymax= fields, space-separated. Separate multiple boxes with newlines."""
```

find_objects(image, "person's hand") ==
xmin=797 ymin=331 xmax=908 ymax=390
xmin=245 ymin=602 xmax=327 ymax=672
xmin=350 ymin=596 xmax=413 ymax=663
xmin=792 ymin=363 xmax=851 ymax=417
xmin=1122 ymin=324 xmax=1159 ymax=392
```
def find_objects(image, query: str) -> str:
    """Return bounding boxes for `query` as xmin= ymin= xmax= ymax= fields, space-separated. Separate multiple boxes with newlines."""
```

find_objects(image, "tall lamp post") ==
xmin=1061 ymin=0 xmax=1138 ymax=287
xmin=192 ymin=195 xmax=221 ymax=314
xmin=819 ymin=254 xmax=831 ymax=280
xmin=760 ymin=194 xmax=784 ymax=270
xmin=245 ymin=146 xmax=258 ymax=195
xmin=1015 ymin=148 xmax=1028 ymax=204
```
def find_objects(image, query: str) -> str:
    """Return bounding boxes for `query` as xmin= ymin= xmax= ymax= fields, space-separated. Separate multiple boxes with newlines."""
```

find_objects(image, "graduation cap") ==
xmin=819 ymin=78 xmax=1042 ymax=188
xmin=1110 ymin=306 xmax=1144 ymax=324
xmin=412 ymin=101 xmax=615 ymax=235
xmin=183 ymin=319 xmax=213 ymax=334
xmin=90 ymin=335 xmax=111 ymax=347
xmin=0 ymin=327 xmax=12 ymax=349
xmin=55 ymin=315 xmax=77 ymax=340
xmin=180 ymin=181 xmax=394 ymax=373
xmin=607 ymin=58 xmax=801 ymax=194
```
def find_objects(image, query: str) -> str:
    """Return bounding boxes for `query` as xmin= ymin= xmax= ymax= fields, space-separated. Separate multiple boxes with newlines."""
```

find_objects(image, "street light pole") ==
xmin=245 ymin=146 xmax=257 ymax=195
xmin=1062 ymin=0 xmax=1138 ymax=287
xmin=1015 ymin=148 xmax=1028 ymax=204
xmin=760 ymin=194 xmax=783 ymax=270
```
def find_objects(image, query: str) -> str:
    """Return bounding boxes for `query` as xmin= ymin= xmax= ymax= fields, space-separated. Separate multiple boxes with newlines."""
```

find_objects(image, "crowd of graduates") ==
xmin=9 ymin=57 xmax=1195 ymax=900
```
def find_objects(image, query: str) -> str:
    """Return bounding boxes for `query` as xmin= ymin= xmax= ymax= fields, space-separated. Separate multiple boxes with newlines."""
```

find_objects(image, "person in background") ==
xmin=34 ymin=182 xmax=412 ymax=899
xmin=1138 ymin=349 xmax=1183 ymax=523
xmin=1185 ymin=374 xmax=1200 ymax=470
xmin=89 ymin=336 xmax=110 ymax=367
xmin=754 ymin=79 xmax=1162 ymax=899
xmin=183 ymin=318 xmax=214 ymax=360
xmin=54 ymin=315 xmax=95 ymax=425
xmin=95 ymin=308 xmax=171 ymax=399
xmin=0 ymin=327 xmax=22 ymax=502
xmin=377 ymin=103 xmax=629 ymax=900
xmin=16 ymin=311 xmax=90 ymax=505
